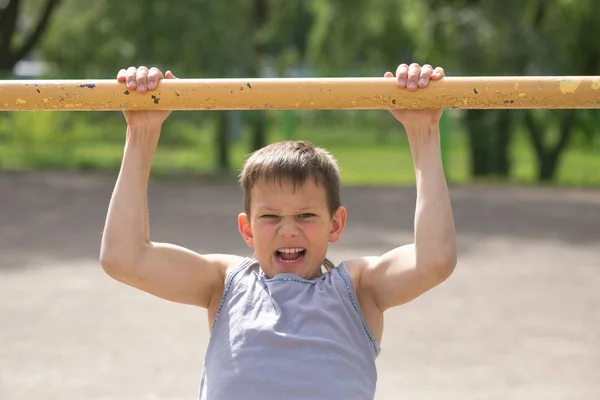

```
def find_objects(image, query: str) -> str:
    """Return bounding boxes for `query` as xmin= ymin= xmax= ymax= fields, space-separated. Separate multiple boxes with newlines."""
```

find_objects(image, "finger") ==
xmin=126 ymin=67 xmax=137 ymax=89
xmin=431 ymin=66 xmax=445 ymax=80
xmin=395 ymin=64 xmax=409 ymax=87
xmin=117 ymin=69 xmax=127 ymax=82
xmin=135 ymin=66 xmax=149 ymax=93
xmin=384 ymin=71 xmax=394 ymax=78
xmin=165 ymin=70 xmax=178 ymax=79
xmin=418 ymin=64 xmax=434 ymax=88
xmin=147 ymin=67 xmax=164 ymax=90
xmin=406 ymin=63 xmax=421 ymax=91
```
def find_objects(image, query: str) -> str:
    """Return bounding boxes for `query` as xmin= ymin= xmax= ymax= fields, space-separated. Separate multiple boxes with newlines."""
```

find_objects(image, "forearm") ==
xmin=100 ymin=124 xmax=161 ymax=268
xmin=407 ymin=124 xmax=457 ymax=272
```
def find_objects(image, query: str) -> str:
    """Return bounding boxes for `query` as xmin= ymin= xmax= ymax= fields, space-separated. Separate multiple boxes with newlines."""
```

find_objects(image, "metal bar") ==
xmin=0 ymin=76 xmax=599 ymax=111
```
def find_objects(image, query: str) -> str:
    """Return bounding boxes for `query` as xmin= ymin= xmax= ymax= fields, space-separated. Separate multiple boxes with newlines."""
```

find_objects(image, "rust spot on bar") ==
xmin=151 ymin=95 xmax=160 ymax=104
xmin=124 ymin=90 xmax=130 ymax=95
xmin=246 ymin=82 xmax=252 ymax=89
xmin=78 ymin=83 xmax=96 ymax=89
xmin=473 ymin=88 xmax=478 ymax=94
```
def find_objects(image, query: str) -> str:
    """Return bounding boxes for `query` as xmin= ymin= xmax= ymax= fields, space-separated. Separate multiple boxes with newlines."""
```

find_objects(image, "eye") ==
xmin=298 ymin=213 xmax=316 ymax=219
xmin=260 ymin=214 xmax=279 ymax=219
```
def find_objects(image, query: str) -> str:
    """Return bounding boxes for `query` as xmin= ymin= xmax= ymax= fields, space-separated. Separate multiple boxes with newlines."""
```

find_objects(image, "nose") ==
xmin=278 ymin=218 xmax=298 ymax=238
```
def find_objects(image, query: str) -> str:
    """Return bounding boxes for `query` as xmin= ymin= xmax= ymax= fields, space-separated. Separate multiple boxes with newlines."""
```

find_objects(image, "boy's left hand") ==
xmin=384 ymin=63 xmax=445 ymax=129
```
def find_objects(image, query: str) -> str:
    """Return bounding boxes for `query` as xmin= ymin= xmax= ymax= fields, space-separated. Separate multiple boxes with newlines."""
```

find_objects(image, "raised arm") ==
xmin=99 ymin=66 xmax=242 ymax=309
xmin=354 ymin=63 xmax=457 ymax=312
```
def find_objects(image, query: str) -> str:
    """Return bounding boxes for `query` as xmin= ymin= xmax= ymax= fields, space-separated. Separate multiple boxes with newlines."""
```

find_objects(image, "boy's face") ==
xmin=238 ymin=178 xmax=346 ymax=279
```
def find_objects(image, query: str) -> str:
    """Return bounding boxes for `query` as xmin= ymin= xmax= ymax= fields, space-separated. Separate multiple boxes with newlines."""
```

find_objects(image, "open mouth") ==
xmin=275 ymin=247 xmax=306 ymax=264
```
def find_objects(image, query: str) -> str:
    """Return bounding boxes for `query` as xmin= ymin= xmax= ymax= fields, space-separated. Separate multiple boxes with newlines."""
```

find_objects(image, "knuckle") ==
xmin=148 ymin=68 xmax=161 ymax=77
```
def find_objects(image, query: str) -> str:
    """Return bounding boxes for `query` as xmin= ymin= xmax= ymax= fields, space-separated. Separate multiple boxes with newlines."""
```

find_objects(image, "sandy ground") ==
xmin=0 ymin=171 xmax=599 ymax=400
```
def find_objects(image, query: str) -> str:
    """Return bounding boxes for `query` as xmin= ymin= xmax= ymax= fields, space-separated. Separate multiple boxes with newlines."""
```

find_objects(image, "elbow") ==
xmin=438 ymin=253 xmax=457 ymax=281
xmin=99 ymin=253 xmax=130 ymax=281
xmin=424 ymin=252 xmax=457 ymax=283
xmin=99 ymin=234 xmax=148 ymax=270
xmin=99 ymin=246 xmax=141 ymax=281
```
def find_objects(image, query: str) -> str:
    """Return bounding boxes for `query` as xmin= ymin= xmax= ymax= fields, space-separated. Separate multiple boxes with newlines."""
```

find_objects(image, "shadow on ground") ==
xmin=0 ymin=172 xmax=598 ymax=269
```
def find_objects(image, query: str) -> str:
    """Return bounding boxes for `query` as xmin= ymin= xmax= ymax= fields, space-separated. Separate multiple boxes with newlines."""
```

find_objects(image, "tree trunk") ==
xmin=524 ymin=110 xmax=575 ymax=182
xmin=465 ymin=110 xmax=513 ymax=178
xmin=0 ymin=0 xmax=62 ymax=73
xmin=494 ymin=111 xmax=512 ymax=176
xmin=247 ymin=0 xmax=268 ymax=152
xmin=465 ymin=110 xmax=494 ymax=177
xmin=250 ymin=112 xmax=267 ymax=152
xmin=215 ymin=112 xmax=230 ymax=171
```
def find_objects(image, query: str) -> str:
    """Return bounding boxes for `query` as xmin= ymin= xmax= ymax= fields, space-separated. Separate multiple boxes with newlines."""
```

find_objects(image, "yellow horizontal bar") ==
xmin=0 ymin=76 xmax=599 ymax=111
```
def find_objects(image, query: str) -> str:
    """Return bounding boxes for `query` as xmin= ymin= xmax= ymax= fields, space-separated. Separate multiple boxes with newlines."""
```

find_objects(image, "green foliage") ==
xmin=4 ymin=0 xmax=599 ymax=184
xmin=2 ymin=110 xmax=599 ymax=186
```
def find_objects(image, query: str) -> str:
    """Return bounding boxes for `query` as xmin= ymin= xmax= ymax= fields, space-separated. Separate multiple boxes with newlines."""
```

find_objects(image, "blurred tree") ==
xmin=305 ymin=0 xmax=417 ymax=72
xmin=518 ymin=0 xmax=600 ymax=181
xmin=421 ymin=0 xmax=537 ymax=179
xmin=20 ymin=0 xmax=600 ymax=180
xmin=0 ymin=0 xmax=61 ymax=76
xmin=39 ymin=0 xmax=312 ymax=170
xmin=424 ymin=0 xmax=600 ymax=181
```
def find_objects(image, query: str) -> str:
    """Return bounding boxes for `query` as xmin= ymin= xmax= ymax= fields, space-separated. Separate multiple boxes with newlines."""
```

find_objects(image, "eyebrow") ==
xmin=256 ymin=206 xmax=315 ymax=212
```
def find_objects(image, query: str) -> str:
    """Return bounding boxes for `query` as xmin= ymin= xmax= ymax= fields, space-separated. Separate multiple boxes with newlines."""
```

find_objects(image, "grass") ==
xmin=0 ymin=110 xmax=599 ymax=186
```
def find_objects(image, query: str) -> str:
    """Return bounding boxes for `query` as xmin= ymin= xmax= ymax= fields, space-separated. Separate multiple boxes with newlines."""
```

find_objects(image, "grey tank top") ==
xmin=198 ymin=258 xmax=381 ymax=400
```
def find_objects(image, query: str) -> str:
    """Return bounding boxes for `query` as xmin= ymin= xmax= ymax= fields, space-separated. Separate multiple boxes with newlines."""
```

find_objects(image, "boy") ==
xmin=100 ymin=63 xmax=456 ymax=399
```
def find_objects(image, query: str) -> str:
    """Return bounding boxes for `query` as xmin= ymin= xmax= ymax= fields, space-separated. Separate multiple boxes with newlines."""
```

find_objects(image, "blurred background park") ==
xmin=1 ymin=0 xmax=599 ymax=186
xmin=1 ymin=2 xmax=600 ymax=400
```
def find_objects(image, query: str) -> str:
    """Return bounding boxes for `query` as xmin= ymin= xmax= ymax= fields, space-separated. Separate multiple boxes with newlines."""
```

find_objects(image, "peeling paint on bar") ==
xmin=559 ymin=80 xmax=581 ymax=94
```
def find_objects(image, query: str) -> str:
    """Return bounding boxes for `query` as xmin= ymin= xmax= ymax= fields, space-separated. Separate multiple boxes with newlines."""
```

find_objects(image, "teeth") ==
xmin=278 ymin=248 xmax=304 ymax=254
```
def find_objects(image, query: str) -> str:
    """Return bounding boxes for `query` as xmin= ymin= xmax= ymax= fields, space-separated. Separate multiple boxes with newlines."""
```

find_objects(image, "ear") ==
xmin=238 ymin=212 xmax=255 ymax=248
xmin=328 ymin=206 xmax=347 ymax=243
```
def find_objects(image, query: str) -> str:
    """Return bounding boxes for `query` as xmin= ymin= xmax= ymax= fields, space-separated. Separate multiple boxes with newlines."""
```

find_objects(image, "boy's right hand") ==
xmin=117 ymin=66 xmax=177 ymax=127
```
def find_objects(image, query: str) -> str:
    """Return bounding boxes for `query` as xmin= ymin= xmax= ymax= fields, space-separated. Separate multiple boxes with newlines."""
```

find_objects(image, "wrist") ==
xmin=405 ymin=124 xmax=443 ymax=167
xmin=404 ymin=122 xmax=440 ymax=136
xmin=405 ymin=124 xmax=441 ymax=148
xmin=127 ymin=121 xmax=163 ymax=131
xmin=124 ymin=124 xmax=161 ymax=158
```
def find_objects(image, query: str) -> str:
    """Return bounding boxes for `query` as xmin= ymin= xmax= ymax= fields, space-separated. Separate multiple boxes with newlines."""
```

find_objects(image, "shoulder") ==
xmin=200 ymin=254 xmax=251 ymax=288
xmin=339 ymin=256 xmax=378 ymax=293
xmin=205 ymin=254 xmax=254 ymax=316
xmin=202 ymin=254 xmax=248 ymax=272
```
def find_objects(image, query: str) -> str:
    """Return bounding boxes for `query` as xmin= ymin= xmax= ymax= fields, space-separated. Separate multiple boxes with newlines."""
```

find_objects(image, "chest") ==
xmin=226 ymin=277 xmax=350 ymax=337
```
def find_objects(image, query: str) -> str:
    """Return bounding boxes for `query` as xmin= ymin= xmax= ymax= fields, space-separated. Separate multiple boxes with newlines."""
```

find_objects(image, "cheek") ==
xmin=301 ymin=220 xmax=330 ymax=240
xmin=252 ymin=221 xmax=277 ymax=241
